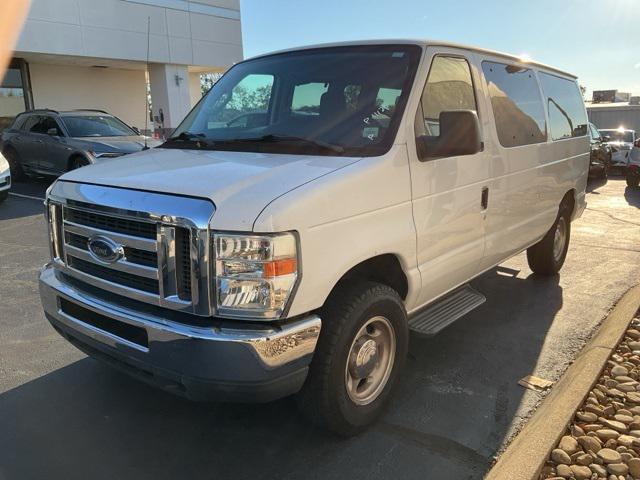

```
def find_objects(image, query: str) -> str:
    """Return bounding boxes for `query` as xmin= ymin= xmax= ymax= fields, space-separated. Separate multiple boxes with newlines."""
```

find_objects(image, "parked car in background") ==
xmin=0 ymin=151 xmax=10 ymax=203
xmin=628 ymin=141 xmax=640 ymax=187
xmin=40 ymin=40 xmax=589 ymax=434
xmin=600 ymin=128 xmax=636 ymax=172
xmin=0 ymin=109 xmax=160 ymax=180
xmin=588 ymin=123 xmax=612 ymax=179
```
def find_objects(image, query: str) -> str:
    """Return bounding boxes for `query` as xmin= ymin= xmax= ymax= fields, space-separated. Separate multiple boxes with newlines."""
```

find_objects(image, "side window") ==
xmin=214 ymin=74 xmax=274 ymax=128
xmin=12 ymin=115 xmax=27 ymax=130
xmin=22 ymin=115 xmax=40 ymax=133
xmin=419 ymin=56 xmax=477 ymax=137
xmin=27 ymin=115 xmax=46 ymax=134
xmin=291 ymin=82 xmax=328 ymax=116
xmin=482 ymin=61 xmax=547 ymax=147
xmin=41 ymin=116 xmax=62 ymax=135
xmin=539 ymin=72 xmax=588 ymax=140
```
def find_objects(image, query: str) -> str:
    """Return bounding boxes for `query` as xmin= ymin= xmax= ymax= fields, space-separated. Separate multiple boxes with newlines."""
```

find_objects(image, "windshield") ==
xmin=601 ymin=130 xmax=634 ymax=143
xmin=62 ymin=115 xmax=135 ymax=137
xmin=165 ymin=45 xmax=422 ymax=156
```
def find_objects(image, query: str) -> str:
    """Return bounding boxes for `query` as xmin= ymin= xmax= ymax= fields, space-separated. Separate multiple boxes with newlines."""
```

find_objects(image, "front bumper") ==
xmin=39 ymin=264 xmax=321 ymax=402
xmin=0 ymin=170 xmax=10 ymax=192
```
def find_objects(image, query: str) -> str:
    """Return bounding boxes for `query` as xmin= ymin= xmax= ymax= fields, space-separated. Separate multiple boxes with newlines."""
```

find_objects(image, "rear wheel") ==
xmin=527 ymin=206 xmax=571 ymax=275
xmin=3 ymin=148 xmax=24 ymax=181
xmin=296 ymin=281 xmax=408 ymax=435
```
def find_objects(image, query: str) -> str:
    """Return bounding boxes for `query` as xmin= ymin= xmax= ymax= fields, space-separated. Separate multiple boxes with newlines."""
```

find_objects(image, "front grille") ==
xmin=175 ymin=228 xmax=192 ymax=301
xmin=68 ymin=256 xmax=160 ymax=294
xmin=64 ymin=230 xmax=157 ymax=268
xmin=48 ymin=182 xmax=213 ymax=317
xmin=60 ymin=298 xmax=149 ymax=348
xmin=65 ymin=208 xmax=157 ymax=239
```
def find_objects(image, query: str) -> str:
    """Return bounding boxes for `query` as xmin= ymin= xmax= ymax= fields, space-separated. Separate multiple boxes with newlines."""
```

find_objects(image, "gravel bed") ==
xmin=540 ymin=313 xmax=640 ymax=480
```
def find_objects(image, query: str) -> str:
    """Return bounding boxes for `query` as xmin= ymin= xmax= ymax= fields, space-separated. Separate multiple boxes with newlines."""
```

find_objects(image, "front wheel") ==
xmin=527 ymin=208 xmax=571 ymax=275
xmin=599 ymin=164 xmax=609 ymax=180
xmin=0 ymin=190 xmax=7 ymax=204
xmin=627 ymin=172 xmax=640 ymax=188
xmin=296 ymin=281 xmax=408 ymax=435
xmin=3 ymin=149 xmax=24 ymax=181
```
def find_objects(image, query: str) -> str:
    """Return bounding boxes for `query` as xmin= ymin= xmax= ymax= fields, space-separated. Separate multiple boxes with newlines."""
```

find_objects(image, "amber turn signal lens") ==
xmin=263 ymin=258 xmax=297 ymax=278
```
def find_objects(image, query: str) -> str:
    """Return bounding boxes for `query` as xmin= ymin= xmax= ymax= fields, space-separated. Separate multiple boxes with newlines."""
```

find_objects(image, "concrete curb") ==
xmin=485 ymin=284 xmax=640 ymax=480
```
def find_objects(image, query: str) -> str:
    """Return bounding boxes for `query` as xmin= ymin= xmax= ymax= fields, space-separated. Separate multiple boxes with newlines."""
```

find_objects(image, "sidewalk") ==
xmin=486 ymin=285 xmax=640 ymax=480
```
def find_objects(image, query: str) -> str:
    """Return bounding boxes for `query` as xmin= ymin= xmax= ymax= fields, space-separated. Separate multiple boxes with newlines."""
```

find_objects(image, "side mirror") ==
xmin=634 ymin=139 xmax=640 ymax=148
xmin=131 ymin=126 xmax=141 ymax=135
xmin=602 ymin=135 xmax=611 ymax=142
xmin=417 ymin=110 xmax=482 ymax=161
xmin=47 ymin=128 xmax=59 ymax=136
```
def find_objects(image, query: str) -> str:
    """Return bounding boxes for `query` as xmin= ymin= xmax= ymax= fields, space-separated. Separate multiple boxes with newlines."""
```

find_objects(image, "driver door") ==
xmin=407 ymin=48 xmax=490 ymax=308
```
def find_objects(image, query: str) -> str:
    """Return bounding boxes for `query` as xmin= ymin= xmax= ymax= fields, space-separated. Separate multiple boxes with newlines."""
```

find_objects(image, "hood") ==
xmin=59 ymin=148 xmax=361 ymax=230
xmin=72 ymin=135 xmax=161 ymax=154
xmin=606 ymin=141 xmax=633 ymax=150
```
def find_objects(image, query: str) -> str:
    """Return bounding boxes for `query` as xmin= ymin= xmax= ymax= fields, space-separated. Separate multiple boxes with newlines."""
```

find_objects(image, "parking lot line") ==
xmin=9 ymin=192 xmax=45 ymax=202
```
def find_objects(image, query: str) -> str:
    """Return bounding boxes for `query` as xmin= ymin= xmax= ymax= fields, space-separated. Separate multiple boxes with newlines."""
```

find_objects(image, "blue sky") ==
xmin=240 ymin=0 xmax=640 ymax=97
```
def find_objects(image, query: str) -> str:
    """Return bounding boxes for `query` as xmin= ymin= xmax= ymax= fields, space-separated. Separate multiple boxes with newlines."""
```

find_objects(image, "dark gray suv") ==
xmin=0 ymin=109 xmax=158 ymax=179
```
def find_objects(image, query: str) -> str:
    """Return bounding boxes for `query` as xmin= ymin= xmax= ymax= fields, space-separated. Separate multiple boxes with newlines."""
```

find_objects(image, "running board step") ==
xmin=408 ymin=285 xmax=486 ymax=336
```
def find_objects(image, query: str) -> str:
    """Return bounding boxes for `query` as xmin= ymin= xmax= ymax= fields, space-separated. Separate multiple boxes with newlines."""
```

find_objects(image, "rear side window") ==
xmin=23 ymin=115 xmax=41 ymax=133
xmin=482 ymin=61 xmax=546 ymax=147
xmin=419 ymin=56 xmax=477 ymax=137
xmin=12 ymin=115 xmax=28 ymax=130
xmin=539 ymin=72 xmax=588 ymax=140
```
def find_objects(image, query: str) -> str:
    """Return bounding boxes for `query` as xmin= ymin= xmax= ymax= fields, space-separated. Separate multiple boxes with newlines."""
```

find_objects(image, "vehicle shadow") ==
xmin=624 ymin=186 xmax=640 ymax=209
xmin=0 ymin=268 xmax=562 ymax=480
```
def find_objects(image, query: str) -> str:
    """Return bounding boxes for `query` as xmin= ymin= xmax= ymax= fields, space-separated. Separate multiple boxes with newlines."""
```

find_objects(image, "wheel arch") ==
xmin=325 ymin=254 xmax=409 ymax=305
xmin=561 ymin=188 xmax=576 ymax=219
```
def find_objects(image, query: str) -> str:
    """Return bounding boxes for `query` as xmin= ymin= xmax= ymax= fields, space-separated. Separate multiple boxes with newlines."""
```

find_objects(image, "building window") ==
xmin=482 ymin=61 xmax=547 ymax=148
xmin=0 ymin=59 xmax=32 ymax=131
xmin=539 ymin=72 xmax=588 ymax=141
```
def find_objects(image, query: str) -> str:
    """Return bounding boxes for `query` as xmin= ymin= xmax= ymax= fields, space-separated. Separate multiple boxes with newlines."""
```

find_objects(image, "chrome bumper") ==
xmin=39 ymin=263 xmax=321 ymax=402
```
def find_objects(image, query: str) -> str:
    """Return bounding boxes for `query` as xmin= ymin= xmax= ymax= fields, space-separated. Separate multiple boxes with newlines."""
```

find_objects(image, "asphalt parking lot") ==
xmin=1 ymin=176 xmax=640 ymax=480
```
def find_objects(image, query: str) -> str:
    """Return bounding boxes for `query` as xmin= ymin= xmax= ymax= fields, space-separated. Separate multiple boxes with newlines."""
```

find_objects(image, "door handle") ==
xmin=481 ymin=187 xmax=489 ymax=210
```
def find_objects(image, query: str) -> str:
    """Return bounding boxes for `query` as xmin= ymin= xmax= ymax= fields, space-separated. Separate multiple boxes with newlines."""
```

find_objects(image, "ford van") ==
xmin=39 ymin=40 xmax=589 ymax=435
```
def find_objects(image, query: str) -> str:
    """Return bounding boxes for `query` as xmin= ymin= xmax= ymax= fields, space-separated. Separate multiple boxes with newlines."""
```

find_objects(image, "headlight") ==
xmin=89 ymin=151 xmax=125 ymax=159
xmin=214 ymin=232 xmax=298 ymax=319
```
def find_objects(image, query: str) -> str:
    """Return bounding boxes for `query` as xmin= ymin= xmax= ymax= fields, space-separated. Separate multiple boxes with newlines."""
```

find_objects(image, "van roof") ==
xmin=247 ymin=39 xmax=577 ymax=80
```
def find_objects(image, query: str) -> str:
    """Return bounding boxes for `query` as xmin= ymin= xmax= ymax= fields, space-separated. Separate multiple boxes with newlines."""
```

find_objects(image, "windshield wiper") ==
xmin=162 ymin=131 xmax=216 ymax=149
xmin=216 ymin=134 xmax=345 ymax=154
xmin=165 ymin=131 xmax=206 ymax=142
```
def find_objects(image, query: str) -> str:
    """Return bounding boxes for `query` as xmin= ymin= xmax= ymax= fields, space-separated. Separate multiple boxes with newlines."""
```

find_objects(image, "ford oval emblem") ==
xmin=87 ymin=236 xmax=124 ymax=264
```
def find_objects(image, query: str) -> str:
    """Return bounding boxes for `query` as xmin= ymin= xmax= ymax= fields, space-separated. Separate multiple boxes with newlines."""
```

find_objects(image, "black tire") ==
xmin=627 ymin=173 xmax=640 ymax=188
xmin=599 ymin=164 xmax=609 ymax=180
xmin=69 ymin=156 xmax=90 ymax=171
xmin=296 ymin=281 xmax=408 ymax=436
xmin=3 ymin=148 xmax=24 ymax=181
xmin=527 ymin=206 xmax=571 ymax=275
xmin=0 ymin=190 xmax=7 ymax=204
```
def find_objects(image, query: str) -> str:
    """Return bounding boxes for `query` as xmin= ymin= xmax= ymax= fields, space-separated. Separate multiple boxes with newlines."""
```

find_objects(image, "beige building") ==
xmin=1 ymin=0 xmax=243 ymax=135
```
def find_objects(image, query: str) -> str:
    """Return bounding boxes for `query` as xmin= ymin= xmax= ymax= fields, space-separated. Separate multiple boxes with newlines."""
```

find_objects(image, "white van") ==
xmin=40 ymin=40 xmax=589 ymax=434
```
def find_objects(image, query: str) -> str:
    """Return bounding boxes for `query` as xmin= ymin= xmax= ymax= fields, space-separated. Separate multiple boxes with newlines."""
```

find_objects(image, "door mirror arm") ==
xmin=417 ymin=110 xmax=482 ymax=161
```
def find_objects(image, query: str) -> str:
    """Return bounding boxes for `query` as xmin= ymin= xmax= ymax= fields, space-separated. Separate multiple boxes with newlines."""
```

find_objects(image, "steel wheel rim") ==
xmin=553 ymin=217 xmax=567 ymax=262
xmin=344 ymin=315 xmax=396 ymax=406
